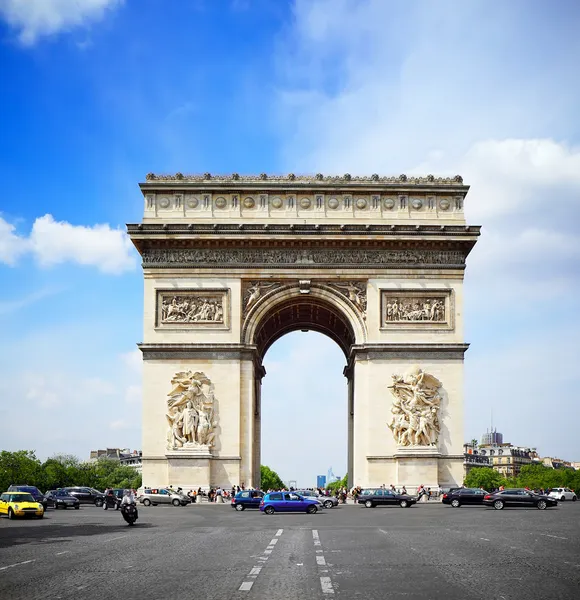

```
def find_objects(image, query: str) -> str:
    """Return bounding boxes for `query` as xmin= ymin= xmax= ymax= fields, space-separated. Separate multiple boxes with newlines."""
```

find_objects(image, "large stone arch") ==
xmin=130 ymin=173 xmax=479 ymax=492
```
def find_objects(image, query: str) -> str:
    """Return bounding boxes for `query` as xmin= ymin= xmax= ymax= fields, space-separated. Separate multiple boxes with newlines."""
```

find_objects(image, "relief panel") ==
xmin=380 ymin=289 xmax=453 ymax=330
xmin=156 ymin=289 xmax=230 ymax=329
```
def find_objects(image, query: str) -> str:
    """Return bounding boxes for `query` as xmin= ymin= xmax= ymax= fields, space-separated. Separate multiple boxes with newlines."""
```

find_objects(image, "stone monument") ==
xmin=128 ymin=173 xmax=479 ymax=490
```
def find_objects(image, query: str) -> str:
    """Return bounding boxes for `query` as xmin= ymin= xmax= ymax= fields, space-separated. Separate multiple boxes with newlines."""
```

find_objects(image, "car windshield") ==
xmin=9 ymin=493 xmax=35 ymax=502
xmin=54 ymin=491 xmax=71 ymax=497
xmin=16 ymin=487 xmax=38 ymax=494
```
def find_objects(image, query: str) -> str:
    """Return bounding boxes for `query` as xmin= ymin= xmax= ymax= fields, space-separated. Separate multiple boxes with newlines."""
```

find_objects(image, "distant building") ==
xmin=542 ymin=457 xmax=572 ymax=469
xmin=479 ymin=443 xmax=537 ymax=478
xmin=481 ymin=428 xmax=503 ymax=445
xmin=463 ymin=442 xmax=491 ymax=477
xmin=89 ymin=448 xmax=142 ymax=472
xmin=571 ymin=462 xmax=580 ymax=471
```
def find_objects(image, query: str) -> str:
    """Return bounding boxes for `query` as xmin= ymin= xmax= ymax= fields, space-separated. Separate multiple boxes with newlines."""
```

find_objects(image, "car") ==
xmin=483 ymin=489 xmax=558 ymax=510
xmin=231 ymin=490 xmax=265 ymax=511
xmin=138 ymin=488 xmax=190 ymax=506
xmin=63 ymin=487 xmax=105 ymax=505
xmin=442 ymin=488 xmax=489 ymax=508
xmin=7 ymin=485 xmax=48 ymax=510
xmin=357 ymin=488 xmax=416 ymax=508
xmin=45 ymin=490 xmax=81 ymax=510
xmin=260 ymin=492 xmax=322 ymax=514
xmin=548 ymin=488 xmax=577 ymax=502
xmin=0 ymin=491 xmax=45 ymax=519
xmin=295 ymin=490 xmax=338 ymax=509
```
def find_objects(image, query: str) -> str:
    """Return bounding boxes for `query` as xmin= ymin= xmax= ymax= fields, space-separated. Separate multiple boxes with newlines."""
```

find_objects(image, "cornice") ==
xmin=143 ymin=172 xmax=466 ymax=186
xmin=127 ymin=223 xmax=481 ymax=237
xmin=350 ymin=343 xmax=470 ymax=361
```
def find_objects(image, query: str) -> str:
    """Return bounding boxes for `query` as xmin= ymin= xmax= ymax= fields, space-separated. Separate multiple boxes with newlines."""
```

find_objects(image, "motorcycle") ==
xmin=103 ymin=494 xmax=120 ymax=510
xmin=121 ymin=503 xmax=138 ymax=526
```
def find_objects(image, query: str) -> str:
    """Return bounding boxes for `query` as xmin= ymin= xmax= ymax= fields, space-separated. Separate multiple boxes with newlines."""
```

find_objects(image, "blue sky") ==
xmin=1 ymin=0 xmax=579 ymax=486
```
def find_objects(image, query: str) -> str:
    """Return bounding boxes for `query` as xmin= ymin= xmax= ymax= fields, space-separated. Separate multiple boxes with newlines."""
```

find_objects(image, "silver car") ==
xmin=138 ymin=488 xmax=190 ymax=506
xmin=295 ymin=490 xmax=338 ymax=509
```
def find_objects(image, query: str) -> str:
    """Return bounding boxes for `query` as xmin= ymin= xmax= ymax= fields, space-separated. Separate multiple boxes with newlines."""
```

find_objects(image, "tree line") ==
xmin=0 ymin=450 xmax=142 ymax=493
xmin=464 ymin=464 xmax=580 ymax=492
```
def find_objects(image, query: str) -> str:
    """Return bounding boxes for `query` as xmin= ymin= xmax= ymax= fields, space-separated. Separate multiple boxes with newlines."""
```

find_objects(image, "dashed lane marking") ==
xmin=56 ymin=551 xmax=70 ymax=556
xmin=316 ymin=556 xmax=327 ymax=566
xmin=0 ymin=559 xmax=36 ymax=571
xmin=239 ymin=582 xmax=254 ymax=591
xmin=275 ymin=529 xmax=283 ymax=536
xmin=313 ymin=531 xmax=335 ymax=595
xmin=538 ymin=534 xmax=568 ymax=540
xmin=239 ymin=530 xmax=283 ymax=592
xmin=320 ymin=576 xmax=335 ymax=595
xmin=103 ymin=535 xmax=128 ymax=543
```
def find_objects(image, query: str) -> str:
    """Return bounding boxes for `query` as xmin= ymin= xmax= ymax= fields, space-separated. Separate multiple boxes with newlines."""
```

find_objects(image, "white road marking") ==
xmin=249 ymin=567 xmax=261 ymax=575
xmin=316 ymin=555 xmax=327 ymax=566
xmin=269 ymin=538 xmax=278 ymax=545
xmin=276 ymin=529 xmax=283 ymax=536
xmin=103 ymin=535 xmax=128 ymax=543
xmin=480 ymin=538 xmax=490 ymax=541
xmin=0 ymin=559 xmax=36 ymax=571
xmin=239 ymin=582 xmax=254 ymax=591
xmin=56 ymin=551 xmax=70 ymax=556
xmin=320 ymin=576 xmax=335 ymax=594
xmin=264 ymin=549 xmax=272 ymax=554
xmin=539 ymin=534 xmax=568 ymax=540
xmin=312 ymin=529 xmax=321 ymax=546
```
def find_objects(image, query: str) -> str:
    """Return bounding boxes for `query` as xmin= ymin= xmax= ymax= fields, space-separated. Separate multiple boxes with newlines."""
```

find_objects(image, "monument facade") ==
xmin=128 ymin=173 xmax=479 ymax=490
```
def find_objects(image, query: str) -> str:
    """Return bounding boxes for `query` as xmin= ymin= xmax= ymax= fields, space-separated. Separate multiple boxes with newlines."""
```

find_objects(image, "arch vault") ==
xmin=129 ymin=173 xmax=479 ymax=490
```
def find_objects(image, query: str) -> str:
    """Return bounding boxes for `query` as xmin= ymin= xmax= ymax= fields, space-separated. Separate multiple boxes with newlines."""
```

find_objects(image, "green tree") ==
xmin=0 ymin=450 xmax=43 ymax=492
xmin=326 ymin=474 xmax=348 ymax=493
xmin=464 ymin=467 xmax=503 ymax=491
xmin=260 ymin=465 xmax=285 ymax=490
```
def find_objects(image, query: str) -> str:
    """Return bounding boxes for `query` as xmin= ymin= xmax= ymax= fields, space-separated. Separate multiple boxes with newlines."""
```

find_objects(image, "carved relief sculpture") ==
xmin=384 ymin=297 xmax=445 ymax=322
xmin=166 ymin=371 xmax=217 ymax=451
xmin=242 ymin=281 xmax=281 ymax=316
xmin=157 ymin=290 xmax=229 ymax=328
xmin=328 ymin=281 xmax=367 ymax=314
xmin=387 ymin=366 xmax=442 ymax=447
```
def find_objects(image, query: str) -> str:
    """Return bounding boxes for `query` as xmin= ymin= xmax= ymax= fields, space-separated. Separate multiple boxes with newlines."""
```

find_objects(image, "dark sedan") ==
xmin=483 ymin=489 xmax=558 ymax=510
xmin=45 ymin=490 xmax=80 ymax=509
xmin=63 ymin=487 xmax=105 ymax=505
xmin=231 ymin=490 xmax=264 ymax=511
xmin=442 ymin=488 xmax=489 ymax=507
xmin=357 ymin=488 xmax=416 ymax=508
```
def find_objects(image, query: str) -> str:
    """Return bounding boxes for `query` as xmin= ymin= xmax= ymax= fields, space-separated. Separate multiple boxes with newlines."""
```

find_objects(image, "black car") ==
xmin=231 ymin=490 xmax=264 ymax=511
xmin=357 ymin=488 xmax=416 ymax=508
xmin=63 ymin=487 xmax=105 ymax=505
xmin=97 ymin=489 xmax=124 ymax=509
xmin=442 ymin=488 xmax=489 ymax=507
xmin=483 ymin=489 xmax=558 ymax=510
xmin=45 ymin=490 xmax=81 ymax=509
xmin=7 ymin=485 xmax=48 ymax=510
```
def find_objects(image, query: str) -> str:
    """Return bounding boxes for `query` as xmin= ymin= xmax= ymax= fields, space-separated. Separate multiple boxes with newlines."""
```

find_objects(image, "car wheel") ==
xmin=573 ymin=496 xmax=577 ymax=502
xmin=323 ymin=500 xmax=334 ymax=509
xmin=172 ymin=499 xmax=181 ymax=507
xmin=451 ymin=499 xmax=461 ymax=508
xmin=307 ymin=505 xmax=318 ymax=514
xmin=560 ymin=496 xmax=566 ymax=502
xmin=264 ymin=506 xmax=275 ymax=515
xmin=365 ymin=500 xmax=374 ymax=508
xmin=537 ymin=500 xmax=547 ymax=510
xmin=493 ymin=500 xmax=504 ymax=510
xmin=235 ymin=504 xmax=245 ymax=511
xmin=142 ymin=499 xmax=151 ymax=506
xmin=8 ymin=508 xmax=14 ymax=520
xmin=95 ymin=500 xmax=103 ymax=507
xmin=400 ymin=500 xmax=409 ymax=508
xmin=74 ymin=505 xmax=80 ymax=510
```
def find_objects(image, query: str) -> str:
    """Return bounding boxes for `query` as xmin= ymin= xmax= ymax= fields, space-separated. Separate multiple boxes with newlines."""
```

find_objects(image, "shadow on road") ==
xmin=0 ymin=522 xmax=156 ymax=548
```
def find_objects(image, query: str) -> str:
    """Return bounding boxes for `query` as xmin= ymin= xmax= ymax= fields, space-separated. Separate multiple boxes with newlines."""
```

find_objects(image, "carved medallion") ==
xmin=215 ymin=197 xmax=227 ymax=209
xmin=243 ymin=197 xmax=255 ymax=208
xmin=166 ymin=371 xmax=218 ymax=452
xmin=388 ymin=366 xmax=442 ymax=447
xmin=157 ymin=289 xmax=229 ymax=329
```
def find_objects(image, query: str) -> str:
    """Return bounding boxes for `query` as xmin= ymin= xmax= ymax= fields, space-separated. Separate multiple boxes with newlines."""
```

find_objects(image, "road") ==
xmin=1 ymin=501 xmax=579 ymax=599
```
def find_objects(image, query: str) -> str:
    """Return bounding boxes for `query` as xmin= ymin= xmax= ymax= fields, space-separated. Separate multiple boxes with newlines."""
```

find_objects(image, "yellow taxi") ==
xmin=0 ymin=491 xmax=44 ymax=519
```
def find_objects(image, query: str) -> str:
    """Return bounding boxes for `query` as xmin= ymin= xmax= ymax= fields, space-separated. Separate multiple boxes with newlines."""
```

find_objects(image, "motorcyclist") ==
xmin=103 ymin=487 xmax=118 ymax=510
xmin=120 ymin=489 xmax=138 ymax=520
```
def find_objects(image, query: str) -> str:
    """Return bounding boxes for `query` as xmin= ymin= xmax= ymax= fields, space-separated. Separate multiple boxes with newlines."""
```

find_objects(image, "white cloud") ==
xmin=0 ymin=0 xmax=123 ymax=45
xmin=0 ymin=214 xmax=136 ymax=274
xmin=0 ymin=215 xmax=28 ymax=265
xmin=0 ymin=286 xmax=63 ymax=315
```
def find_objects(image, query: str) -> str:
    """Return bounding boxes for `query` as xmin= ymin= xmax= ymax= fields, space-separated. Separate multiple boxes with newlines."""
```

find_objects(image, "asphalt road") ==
xmin=1 ymin=500 xmax=579 ymax=600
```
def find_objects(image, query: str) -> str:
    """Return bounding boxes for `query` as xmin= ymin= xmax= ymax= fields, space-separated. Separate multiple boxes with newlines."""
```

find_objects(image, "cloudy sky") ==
xmin=0 ymin=0 xmax=579 ymax=487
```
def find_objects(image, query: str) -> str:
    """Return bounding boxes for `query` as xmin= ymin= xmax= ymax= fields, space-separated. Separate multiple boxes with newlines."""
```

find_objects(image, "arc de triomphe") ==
xmin=128 ymin=173 xmax=479 ymax=490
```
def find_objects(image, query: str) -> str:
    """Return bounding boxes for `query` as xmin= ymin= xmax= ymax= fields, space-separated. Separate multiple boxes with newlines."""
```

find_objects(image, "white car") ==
xmin=548 ymin=487 xmax=577 ymax=502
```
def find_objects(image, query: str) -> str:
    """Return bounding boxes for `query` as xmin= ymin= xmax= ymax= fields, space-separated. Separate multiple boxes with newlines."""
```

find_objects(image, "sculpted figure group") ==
xmin=166 ymin=371 xmax=218 ymax=451
xmin=161 ymin=295 xmax=224 ymax=323
xmin=388 ymin=366 xmax=442 ymax=447
xmin=384 ymin=297 xmax=445 ymax=322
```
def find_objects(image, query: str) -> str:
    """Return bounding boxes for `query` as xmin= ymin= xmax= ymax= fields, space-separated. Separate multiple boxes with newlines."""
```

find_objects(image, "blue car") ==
xmin=260 ymin=491 xmax=321 ymax=514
